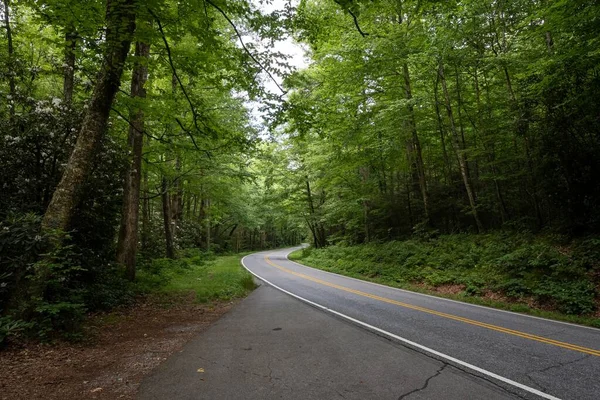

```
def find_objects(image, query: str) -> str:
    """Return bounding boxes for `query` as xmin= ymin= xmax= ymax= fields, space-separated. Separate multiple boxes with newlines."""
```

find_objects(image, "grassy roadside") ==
xmin=288 ymin=237 xmax=600 ymax=328
xmin=136 ymin=252 xmax=256 ymax=304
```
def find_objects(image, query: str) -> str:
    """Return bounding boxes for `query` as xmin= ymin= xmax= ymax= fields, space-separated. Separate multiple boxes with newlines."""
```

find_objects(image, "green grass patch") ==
xmin=289 ymin=233 xmax=600 ymax=328
xmin=136 ymin=253 xmax=255 ymax=303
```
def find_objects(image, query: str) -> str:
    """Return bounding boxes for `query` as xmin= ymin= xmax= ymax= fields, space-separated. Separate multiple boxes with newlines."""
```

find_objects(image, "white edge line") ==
xmin=241 ymin=252 xmax=562 ymax=400
xmin=282 ymin=247 xmax=600 ymax=332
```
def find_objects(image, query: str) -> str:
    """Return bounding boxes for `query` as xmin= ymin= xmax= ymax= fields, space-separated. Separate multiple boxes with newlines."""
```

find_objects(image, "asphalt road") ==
xmin=139 ymin=285 xmax=522 ymax=399
xmin=239 ymin=247 xmax=600 ymax=400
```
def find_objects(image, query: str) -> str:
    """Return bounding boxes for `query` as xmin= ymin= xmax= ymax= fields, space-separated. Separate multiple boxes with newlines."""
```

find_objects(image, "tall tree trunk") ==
xmin=503 ymin=67 xmax=543 ymax=227
xmin=205 ymin=199 xmax=211 ymax=252
xmin=185 ymin=192 xmax=191 ymax=219
xmin=141 ymin=143 xmax=150 ymax=252
xmin=116 ymin=40 xmax=150 ymax=281
xmin=42 ymin=0 xmax=136 ymax=232
xmin=438 ymin=60 xmax=484 ymax=233
xmin=162 ymin=176 xmax=175 ymax=259
xmin=474 ymin=68 xmax=508 ymax=224
xmin=171 ymin=157 xmax=183 ymax=222
xmin=394 ymin=5 xmax=429 ymax=222
xmin=305 ymin=179 xmax=325 ymax=248
xmin=359 ymin=166 xmax=370 ymax=242
xmin=63 ymin=27 xmax=77 ymax=106
xmin=3 ymin=0 xmax=15 ymax=119
xmin=405 ymin=180 xmax=413 ymax=228
xmin=454 ymin=64 xmax=472 ymax=181
xmin=402 ymin=62 xmax=430 ymax=221
xmin=434 ymin=76 xmax=451 ymax=184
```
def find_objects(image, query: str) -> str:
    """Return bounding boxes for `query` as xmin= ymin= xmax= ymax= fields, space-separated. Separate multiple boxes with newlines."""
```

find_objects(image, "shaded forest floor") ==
xmin=0 ymin=294 xmax=239 ymax=400
xmin=0 ymin=253 xmax=256 ymax=399
xmin=290 ymin=232 xmax=600 ymax=328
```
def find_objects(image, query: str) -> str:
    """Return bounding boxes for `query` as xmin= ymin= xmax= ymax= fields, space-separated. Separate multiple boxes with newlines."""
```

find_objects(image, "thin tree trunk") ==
xmin=359 ymin=165 xmax=370 ymax=242
xmin=305 ymin=179 xmax=325 ymax=248
xmin=3 ymin=0 xmax=15 ymax=119
xmin=474 ymin=68 xmax=508 ymax=223
xmin=205 ymin=199 xmax=211 ymax=252
xmin=141 ymin=151 xmax=150 ymax=252
xmin=192 ymin=194 xmax=198 ymax=219
xmin=171 ymin=157 xmax=183 ymax=221
xmin=454 ymin=64 xmax=471 ymax=182
xmin=116 ymin=40 xmax=150 ymax=281
xmin=42 ymin=0 xmax=136 ymax=232
xmin=406 ymin=180 xmax=413 ymax=228
xmin=434 ymin=75 xmax=451 ymax=184
xmin=162 ymin=176 xmax=175 ymax=259
xmin=402 ymin=62 xmax=430 ymax=221
xmin=185 ymin=192 xmax=191 ymax=219
xmin=503 ymin=67 xmax=543 ymax=227
xmin=438 ymin=60 xmax=484 ymax=233
xmin=63 ymin=27 xmax=77 ymax=106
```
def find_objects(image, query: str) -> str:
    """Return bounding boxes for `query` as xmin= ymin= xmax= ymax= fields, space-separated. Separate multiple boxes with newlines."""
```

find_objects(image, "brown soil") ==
xmin=431 ymin=283 xmax=465 ymax=295
xmin=0 ymin=294 xmax=238 ymax=400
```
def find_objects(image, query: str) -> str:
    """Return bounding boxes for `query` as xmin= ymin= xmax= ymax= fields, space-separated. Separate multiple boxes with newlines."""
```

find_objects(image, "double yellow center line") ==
xmin=264 ymin=255 xmax=600 ymax=357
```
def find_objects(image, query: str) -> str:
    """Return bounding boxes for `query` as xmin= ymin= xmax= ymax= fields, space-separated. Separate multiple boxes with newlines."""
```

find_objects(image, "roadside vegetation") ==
xmin=0 ymin=245 xmax=255 ymax=346
xmin=139 ymin=252 xmax=255 ymax=304
xmin=290 ymin=233 xmax=600 ymax=328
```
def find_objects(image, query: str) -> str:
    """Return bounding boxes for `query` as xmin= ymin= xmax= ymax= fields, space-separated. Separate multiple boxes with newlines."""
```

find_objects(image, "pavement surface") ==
xmin=139 ymin=247 xmax=600 ymax=400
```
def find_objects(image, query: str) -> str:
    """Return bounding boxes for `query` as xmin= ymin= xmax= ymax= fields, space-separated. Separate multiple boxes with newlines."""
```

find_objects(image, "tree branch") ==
xmin=148 ymin=7 xmax=217 ymax=143
xmin=203 ymin=0 xmax=287 ymax=95
xmin=348 ymin=9 xmax=369 ymax=37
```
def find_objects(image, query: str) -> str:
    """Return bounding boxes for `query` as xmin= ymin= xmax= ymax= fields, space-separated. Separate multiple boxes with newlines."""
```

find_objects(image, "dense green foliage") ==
xmin=0 ymin=0 xmax=301 ymax=343
xmin=291 ymin=233 xmax=600 ymax=321
xmin=279 ymin=0 xmax=600 ymax=242
xmin=1 ymin=0 xmax=599 ymax=342
xmin=137 ymin=252 xmax=255 ymax=303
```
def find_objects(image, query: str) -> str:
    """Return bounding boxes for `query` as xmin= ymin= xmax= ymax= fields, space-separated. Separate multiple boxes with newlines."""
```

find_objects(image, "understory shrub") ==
xmin=299 ymin=232 xmax=599 ymax=315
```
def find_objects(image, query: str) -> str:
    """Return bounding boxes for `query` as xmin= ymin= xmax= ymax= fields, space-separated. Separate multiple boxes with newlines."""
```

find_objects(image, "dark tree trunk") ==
xmin=205 ymin=198 xmax=211 ymax=252
xmin=42 ymin=0 xmax=137 ymax=232
xmin=3 ymin=0 xmax=15 ymax=119
xmin=171 ymin=157 xmax=183 ymax=221
xmin=116 ymin=40 xmax=150 ymax=281
xmin=438 ymin=60 xmax=484 ymax=233
xmin=305 ymin=179 xmax=326 ymax=248
xmin=434 ymin=76 xmax=451 ymax=184
xmin=402 ymin=62 xmax=429 ymax=221
xmin=503 ymin=67 xmax=543 ymax=227
xmin=141 ymin=154 xmax=150 ymax=252
xmin=474 ymin=68 xmax=508 ymax=224
xmin=162 ymin=176 xmax=175 ymax=259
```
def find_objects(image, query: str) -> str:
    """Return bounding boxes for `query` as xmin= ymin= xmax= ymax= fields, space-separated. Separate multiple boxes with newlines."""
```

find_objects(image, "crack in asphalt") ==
xmin=525 ymin=353 xmax=590 ymax=392
xmin=362 ymin=328 xmax=528 ymax=399
xmin=397 ymin=363 xmax=447 ymax=400
xmin=267 ymin=360 xmax=275 ymax=383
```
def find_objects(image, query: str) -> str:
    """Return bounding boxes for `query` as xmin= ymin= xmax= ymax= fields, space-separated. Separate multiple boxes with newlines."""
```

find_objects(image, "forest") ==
xmin=1 ymin=0 xmax=600 ymax=344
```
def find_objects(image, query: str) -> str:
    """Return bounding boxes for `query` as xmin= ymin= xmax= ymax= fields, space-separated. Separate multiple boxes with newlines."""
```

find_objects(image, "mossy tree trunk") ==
xmin=41 ymin=0 xmax=137 ymax=233
xmin=116 ymin=40 xmax=150 ymax=281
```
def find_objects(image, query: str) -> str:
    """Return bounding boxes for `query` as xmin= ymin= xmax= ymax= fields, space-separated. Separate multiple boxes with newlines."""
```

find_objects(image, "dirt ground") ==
xmin=0 ymin=295 xmax=238 ymax=400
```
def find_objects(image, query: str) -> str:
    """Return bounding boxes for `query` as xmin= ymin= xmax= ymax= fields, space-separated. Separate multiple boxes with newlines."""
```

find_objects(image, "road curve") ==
xmin=242 ymin=247 xmax=600 ymax=400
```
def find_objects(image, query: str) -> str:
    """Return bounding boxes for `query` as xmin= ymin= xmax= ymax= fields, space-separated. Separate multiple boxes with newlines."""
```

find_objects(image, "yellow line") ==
xmin=264 ymin=255 xmax=600 ymax=357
